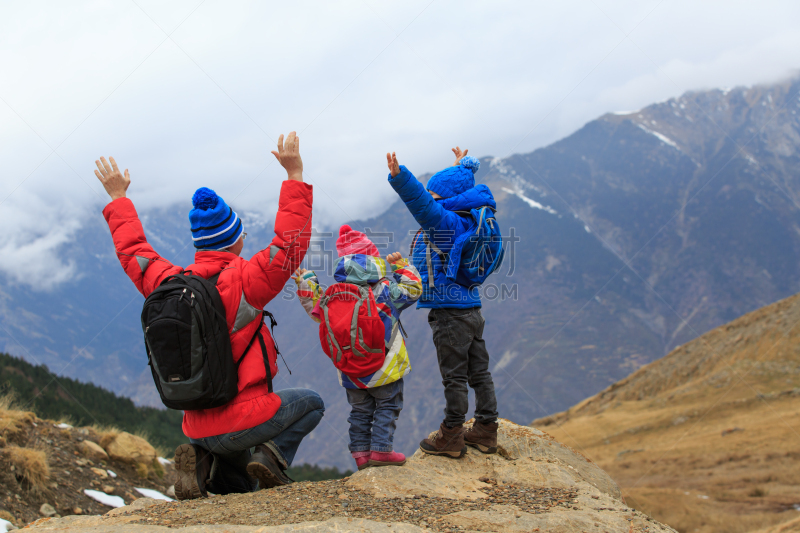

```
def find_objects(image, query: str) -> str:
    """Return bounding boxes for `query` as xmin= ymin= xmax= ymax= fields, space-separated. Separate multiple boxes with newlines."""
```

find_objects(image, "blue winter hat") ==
xmin=425 ymin=156 xmax=481 ymax=199
xmin=189 ymin=187 xmax=243 ymax=250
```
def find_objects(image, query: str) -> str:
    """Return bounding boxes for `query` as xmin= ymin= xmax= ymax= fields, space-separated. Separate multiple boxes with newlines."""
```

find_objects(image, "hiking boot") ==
xmin=352 ymin=451 xmax=371 ymax=471
xmin=173 ymin=443 xmax=212 ymax=500
xmin=464 ymin=420 xmax=498 ymax=454
xmin=419 ymin=422 xmax=467 ymax=458
xmin=369 ymin=450 xmax=406 ymax=467
xmin=247 ymin=444 xmax=293 ymax=489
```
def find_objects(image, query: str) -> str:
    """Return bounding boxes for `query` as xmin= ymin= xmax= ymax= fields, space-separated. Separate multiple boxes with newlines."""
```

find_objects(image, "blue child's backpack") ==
xmin=412 ymin=206 xmax=505 ymax=288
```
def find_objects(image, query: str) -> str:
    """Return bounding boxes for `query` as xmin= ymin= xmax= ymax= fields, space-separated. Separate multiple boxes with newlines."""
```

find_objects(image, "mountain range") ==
xmin=1 ymin=76 xmax=799 ymax=469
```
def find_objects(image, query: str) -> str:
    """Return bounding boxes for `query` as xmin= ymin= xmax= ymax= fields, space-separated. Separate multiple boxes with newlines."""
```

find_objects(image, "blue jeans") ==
xmin=345 ymin=378 xmax=403 ymax=453
xmin=190 ymin=388 xmax=324 ymax=494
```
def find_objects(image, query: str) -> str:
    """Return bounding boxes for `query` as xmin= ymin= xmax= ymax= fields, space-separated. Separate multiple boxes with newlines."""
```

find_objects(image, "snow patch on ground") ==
xmin=612 ymin=110 xmax=638 ymax=115
xmin=0 ymin=518 xmax=14 ymax=532
xmin=84 ymin=489 xmax=125 ymax=508
xmin=54 ymin=423 xmax=72 ymax=429
xmin=107 ymin=470 xmax=117 ymax=478
xmin=157 ymin=457 xmax=173 ymax=466
xmin=501 ymin=187 xmax=557 ymax=215
xmin=135 ymin=487 xmax=174 ymax=502
xmin=637 ymin=124 xmax=681 ymax=151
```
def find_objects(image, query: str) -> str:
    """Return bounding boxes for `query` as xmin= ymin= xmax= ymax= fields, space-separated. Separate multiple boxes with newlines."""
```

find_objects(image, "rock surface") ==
xmin=29 ymin=420 xmax=675 ymax=532
xmin=347 ymin=419 xmax=619 ymax=501
xmin=102 ymin=432 xmax=157 ymax=464
xmin=27 ymin=516 xmax=427 ymax=532
xmin=38 ymin=503 xmax=56 ymax=518
xmin=79 ymin=440 xmax=110 ymax=462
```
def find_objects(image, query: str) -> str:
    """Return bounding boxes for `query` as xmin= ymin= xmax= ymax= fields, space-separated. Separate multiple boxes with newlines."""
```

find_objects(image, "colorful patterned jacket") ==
xmin=295 ymin=254 xmax=422 ymax=389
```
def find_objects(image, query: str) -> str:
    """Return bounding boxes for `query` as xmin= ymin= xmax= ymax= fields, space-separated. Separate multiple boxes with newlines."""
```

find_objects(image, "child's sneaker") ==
xmin=369 ymin=450 xmax=406 ymax=467
xmin=352 ymin=451 xmax=371 ymax=470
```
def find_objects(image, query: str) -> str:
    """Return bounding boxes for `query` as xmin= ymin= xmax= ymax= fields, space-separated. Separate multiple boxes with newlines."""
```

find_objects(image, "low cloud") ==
xmin=1 ymin=1 xmax=800 ymax=289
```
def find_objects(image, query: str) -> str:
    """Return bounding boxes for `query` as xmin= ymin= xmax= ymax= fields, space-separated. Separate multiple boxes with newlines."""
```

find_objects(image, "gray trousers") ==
xmin=428 ymin=308 xmax=498 ymax=427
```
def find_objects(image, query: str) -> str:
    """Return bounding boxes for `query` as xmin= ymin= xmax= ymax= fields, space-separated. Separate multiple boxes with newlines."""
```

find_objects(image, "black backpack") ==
xmin=141 ymin=271 xmax=275 ymax=411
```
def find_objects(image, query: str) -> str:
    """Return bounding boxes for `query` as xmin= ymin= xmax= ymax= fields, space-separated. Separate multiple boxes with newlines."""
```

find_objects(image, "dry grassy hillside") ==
xmin=533 ymin=293 xmax=800 ymax=533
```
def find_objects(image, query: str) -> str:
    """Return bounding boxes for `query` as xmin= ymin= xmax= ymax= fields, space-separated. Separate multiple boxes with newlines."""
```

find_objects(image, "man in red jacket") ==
xmin=95 ymin=132 xmax=323 ymax=499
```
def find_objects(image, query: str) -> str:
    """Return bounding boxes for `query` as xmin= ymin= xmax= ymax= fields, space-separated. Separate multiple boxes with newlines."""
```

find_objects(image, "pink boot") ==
xmin=369 ymin=450 xmax=406 ymax=467
xmin=352 ymin=451 xmax=371 ymax=471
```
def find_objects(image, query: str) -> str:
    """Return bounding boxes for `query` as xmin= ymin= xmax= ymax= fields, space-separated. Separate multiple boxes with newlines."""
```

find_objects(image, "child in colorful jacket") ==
xmin=293 ymin=225 xmax=422 ymax=470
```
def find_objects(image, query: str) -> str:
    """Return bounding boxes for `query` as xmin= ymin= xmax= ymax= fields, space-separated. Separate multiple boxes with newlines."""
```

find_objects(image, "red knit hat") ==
xmin=336 ymin=225 xmax=379 ymax=257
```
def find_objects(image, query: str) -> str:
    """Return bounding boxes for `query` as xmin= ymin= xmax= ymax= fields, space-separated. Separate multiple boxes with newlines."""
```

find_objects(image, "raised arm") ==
xmin=242 ymin=132 xmax=313 ymax=309
xmin=382 ymin=252 xmax=422 ymax=311
xmin=96 ymin=157 xmax=181 ymax=297
xmin=386 ymin=152 xmax=468 ymax=244
xmin=293 ymin=268 xmax=323 ymax=323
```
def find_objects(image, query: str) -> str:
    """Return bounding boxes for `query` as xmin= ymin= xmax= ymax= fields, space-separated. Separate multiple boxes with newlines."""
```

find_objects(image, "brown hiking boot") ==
xmin=174 ymin=443 xmax=212 ymax=500
xmin=464 ymin=421 xmax=498 ymax=454
xmin=247 ymin=444 xmax=293 ymax=489
xmin=419 ymin=422 xmax=467 ymax=458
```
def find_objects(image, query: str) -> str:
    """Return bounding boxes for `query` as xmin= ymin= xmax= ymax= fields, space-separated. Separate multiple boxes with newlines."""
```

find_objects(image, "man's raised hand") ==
xmin=452 ymin=146 xmax=468 ymax=166
xmin=94 ymin=156 xmax=130 ymax=201
xmin=272 ymin=132 xmax=304 ymax=181
xmin=386 ymin=152 xmax=400 ymax=177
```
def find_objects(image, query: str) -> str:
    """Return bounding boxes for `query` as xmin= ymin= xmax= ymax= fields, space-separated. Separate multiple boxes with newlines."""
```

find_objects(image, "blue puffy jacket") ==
xmin=388 ymin=165 xmax=497 ymax=309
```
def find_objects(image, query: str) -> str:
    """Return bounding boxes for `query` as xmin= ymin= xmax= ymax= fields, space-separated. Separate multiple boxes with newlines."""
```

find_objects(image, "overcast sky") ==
xmin=2 ymin=0 xmax=800 ymax=288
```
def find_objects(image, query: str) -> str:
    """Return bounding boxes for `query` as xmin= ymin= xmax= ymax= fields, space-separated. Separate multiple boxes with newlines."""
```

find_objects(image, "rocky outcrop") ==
xmin=78 ymin=440 xmax=109 ymax=462
xmin=348 ymin=420 xmax=619 ymax=501
xmin=28 ymin=515 xmax=428 ymax=532
xmin=101 ymin=432 xmax=157 ymax=465
xmin=30 ymin=420 xmax=675 ymax=533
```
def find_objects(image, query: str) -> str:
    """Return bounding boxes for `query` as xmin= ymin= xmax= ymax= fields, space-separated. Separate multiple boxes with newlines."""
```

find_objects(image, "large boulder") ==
xmin=101 ymin=432 xmax=156 ymax=464
xmin=347 ymin=419 xmax=621 ymax=500
xmin=346 ymin=419 xmax=676 ymax=532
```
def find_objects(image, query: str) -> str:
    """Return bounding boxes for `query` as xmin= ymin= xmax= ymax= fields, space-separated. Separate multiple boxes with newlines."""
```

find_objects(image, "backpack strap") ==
xmin=319 ymin=292 xmax=344 ymax=364
xmin=409 ymin=228 xmax=423 ymax=258
xmin=350 ymin=286 xmax=383 ymax=358
xmin=241 ymin=311 xmax=279 ymax=393
xmin=255 ymin=330 xmax=273 ymax=394
xmin=421 ymin=233 xmax=446 ymax=289
xmin=263 ymin=310 xmax=291 ymax=375
xmin=397 ymin=318 xmax=408 ymax=339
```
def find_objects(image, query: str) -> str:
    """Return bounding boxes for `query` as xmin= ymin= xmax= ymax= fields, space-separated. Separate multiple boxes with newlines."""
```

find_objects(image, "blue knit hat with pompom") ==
xmin=425 ymin=156 xmax=480 ymax=199
xmin=189 ymin=187 xmax=243 ymax=250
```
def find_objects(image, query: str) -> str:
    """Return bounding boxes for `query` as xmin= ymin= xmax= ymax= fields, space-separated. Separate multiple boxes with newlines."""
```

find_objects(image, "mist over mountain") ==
xmin=1 ymin=76 xmax=799 ymax=469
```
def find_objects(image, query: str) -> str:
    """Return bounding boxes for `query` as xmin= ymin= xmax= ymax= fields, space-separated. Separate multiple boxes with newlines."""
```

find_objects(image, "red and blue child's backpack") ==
xmin=317 ymin=283 xmax=386 ymax=377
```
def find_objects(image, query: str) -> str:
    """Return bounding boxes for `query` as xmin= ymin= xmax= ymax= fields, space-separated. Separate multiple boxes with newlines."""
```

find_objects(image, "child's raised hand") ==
xmin=386 ymin=252 xmax=403 ymax=264
xmin=293 ymin=268 xmax=308 ymax=282
xmin=386 ymin=152 xmax=400 ymax=177
xmin=452 ymin=146 xmax=468 ymax=166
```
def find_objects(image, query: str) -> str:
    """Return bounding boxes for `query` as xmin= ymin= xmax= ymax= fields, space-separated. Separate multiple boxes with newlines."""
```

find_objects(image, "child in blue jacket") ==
xmin=386 ymin=148 xmax=499 ymax=458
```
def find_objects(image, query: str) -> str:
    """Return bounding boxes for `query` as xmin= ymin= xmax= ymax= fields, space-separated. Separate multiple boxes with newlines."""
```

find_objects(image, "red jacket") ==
xmin=103 ymin=180 xmax=313 ymax=439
